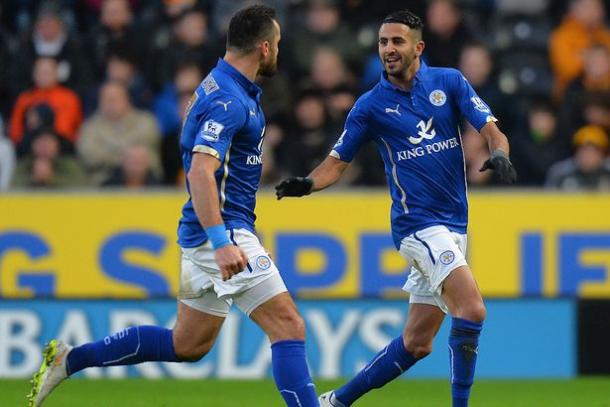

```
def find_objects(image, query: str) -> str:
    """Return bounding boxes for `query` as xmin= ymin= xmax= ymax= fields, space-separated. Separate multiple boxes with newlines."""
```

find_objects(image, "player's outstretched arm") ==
xmin=275 ymin=155 xmax=349 ymax=199
xmin=478 ymin=122 xmax=517 ymax=184
xmin=188 ymin=153 xmax=248 ymax=280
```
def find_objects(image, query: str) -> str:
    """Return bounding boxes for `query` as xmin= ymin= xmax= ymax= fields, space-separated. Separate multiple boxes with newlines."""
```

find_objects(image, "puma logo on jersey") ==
xmin=385 ymin=104 xmax=401 ymax=116
xmin=409 ymin=117 xmax=436 ymax=144
xmin=216 ymin=100 xmax=232 ymax=111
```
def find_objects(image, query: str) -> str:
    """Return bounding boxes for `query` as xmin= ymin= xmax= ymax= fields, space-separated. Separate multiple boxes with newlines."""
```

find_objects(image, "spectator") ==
xmin=290 ymin=0 xmax=364 ymax=78
xmin=77 ymin=81 xmax=161 ymax=185
xmin=301 ymin=47 xmax=357 ymax=130
xmin=458 ymin=43 xmax=513 ymax=130
xmin=559 ymin=45 xmax=610 ymax=142
xmin=423 ymin=0 xmax=474 ymax=68
xmin=511 ymin=103 xmax=568 ymax=186
xmin=139 ymin=0 xmax=203 ymax=60
xmin=546 ymin=125 xmax=610 ymax=190
xmin=147 ymin=8 xmax=221 ymax=90
xmin=311 ymin=46 xmax=350 ymax=88
xmin=154 ymin=63 xmax=202 ymax=184
xmin=0 ymin=117 xmax=16 ymax=191
xmin=154 ymin=62 xmax=202 ymax=138
xmin=9 ymin=57 xmax=83 ymax=149
xmin=9 ymin=1 xmax=93 ymax=96
xmin=102 ymin=143 xmax=161 ymax=188
xmin=11 ymin=128 xmax=87 ymax=188
xmin=85 ymin=0 xmax=145 ymax=81
xmin=582 ymin=92 xmax=610 ymax=133
xmin=325 ymin=84 xmax=356 ymax=125
xmin=83 ymin=50 xmax=154 ymax=114
xmin=17 ymin=102 xmax=74 ymax=157
xmin=277 ymin=89 xmax=335 ymax=176
xmin=0 ymin=24 xmax=14 ymax=118
xmin=549 ymin=0 xmax=610 ymax=99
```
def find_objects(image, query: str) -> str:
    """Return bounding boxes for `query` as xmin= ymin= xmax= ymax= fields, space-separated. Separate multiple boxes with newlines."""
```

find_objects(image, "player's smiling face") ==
xmin=378 ymin=23 xmax=424 ymax=78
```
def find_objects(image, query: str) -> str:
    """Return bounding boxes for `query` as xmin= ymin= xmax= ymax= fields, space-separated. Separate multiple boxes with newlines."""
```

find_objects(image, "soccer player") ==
xmin=28 ymin=6 xmax=320 ymax=407
xmin=275 ymin=10 xmax=516 ymax=407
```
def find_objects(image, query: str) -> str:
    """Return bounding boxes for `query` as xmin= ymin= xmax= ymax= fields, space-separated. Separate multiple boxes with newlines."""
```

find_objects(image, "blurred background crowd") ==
xmin=0 ymin=0 xmax=609 ymax=191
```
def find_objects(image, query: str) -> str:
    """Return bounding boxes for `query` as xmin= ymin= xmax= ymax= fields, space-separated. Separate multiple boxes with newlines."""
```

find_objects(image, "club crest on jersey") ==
xmin=439 ymin=250 xmax=455 ymax=265
xmin=408 ymin=117 xmax=436 ymax=144
xmin=429 ymin=90 xmax=447 ymax=106
xmin=255 ymin=255 xmax=271 ymax=270
xmin=201 ymin=120 xmax=224 ymax=142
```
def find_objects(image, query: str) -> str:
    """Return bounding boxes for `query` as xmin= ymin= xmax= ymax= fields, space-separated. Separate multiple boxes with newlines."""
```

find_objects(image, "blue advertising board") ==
xmin=0 ymin=299 xmax=575 ymax=379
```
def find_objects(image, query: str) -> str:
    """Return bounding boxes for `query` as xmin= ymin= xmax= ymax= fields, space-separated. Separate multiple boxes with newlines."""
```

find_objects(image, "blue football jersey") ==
xmin=178 ymin=59 xmax=266 ymax=248
xmin=332 ymin=62 xmax=497 ymax=248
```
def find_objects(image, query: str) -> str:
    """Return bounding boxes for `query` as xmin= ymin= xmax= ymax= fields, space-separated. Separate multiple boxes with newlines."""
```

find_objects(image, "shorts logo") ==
xmin=201 ymin=120 xmax=224 ymax=142
xmin=429 ymin=90 xmax=447 ymax=106
xmin=439 ymin=250 xmax=455 ymax=265
xmin=255 ymin=255 xmax=271 ymax=270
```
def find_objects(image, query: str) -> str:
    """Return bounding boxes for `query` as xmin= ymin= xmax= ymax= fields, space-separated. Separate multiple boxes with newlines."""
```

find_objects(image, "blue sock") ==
xmin=335 ymin=336 xmax=417 ymax=406
xmin=449 ymin=317 xmax=483 ymax=407
xmin=271 ymin=340 xmax=319 ymax=407
xmin=66 ymin=326 xmax=180 ymax=375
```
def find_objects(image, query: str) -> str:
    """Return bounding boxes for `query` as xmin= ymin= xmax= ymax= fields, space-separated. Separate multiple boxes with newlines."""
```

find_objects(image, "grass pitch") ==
xmin=2 ymin=378 xmax=609 ymax=406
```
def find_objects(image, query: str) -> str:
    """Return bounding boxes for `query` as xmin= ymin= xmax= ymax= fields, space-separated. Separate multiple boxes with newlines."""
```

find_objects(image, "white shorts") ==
xmin=400 ymin=225 xmax=468 ymax=314
xmin=179 ymin=228 xmax=287 ymax=317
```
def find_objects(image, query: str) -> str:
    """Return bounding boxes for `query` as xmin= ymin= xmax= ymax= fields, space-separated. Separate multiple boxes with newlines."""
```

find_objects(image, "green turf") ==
xmin=3 ymin=378 xmax=609 ymax=406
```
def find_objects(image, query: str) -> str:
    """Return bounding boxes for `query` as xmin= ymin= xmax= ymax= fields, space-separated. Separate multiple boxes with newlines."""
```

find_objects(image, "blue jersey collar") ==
xmin=380 ymin=60 xmax=428 ymax=92
xmin=216 ymin=58 xmax=263 ymax=101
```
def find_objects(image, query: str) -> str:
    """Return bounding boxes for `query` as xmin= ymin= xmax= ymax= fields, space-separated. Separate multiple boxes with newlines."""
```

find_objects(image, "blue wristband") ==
xmin=206 ymin=224 xmax=231 ymax=250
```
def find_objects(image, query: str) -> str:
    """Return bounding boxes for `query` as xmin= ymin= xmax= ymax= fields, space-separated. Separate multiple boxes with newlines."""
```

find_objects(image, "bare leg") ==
xmin=441 ymin=265 xmax=486 ymax=322
xmin=403 ymin=303 xmax=446 ymax=359
xmin=172 ymin=301 xmax=225 ymax=361
xmin=249 ymin=292 xmax=305 ymax=342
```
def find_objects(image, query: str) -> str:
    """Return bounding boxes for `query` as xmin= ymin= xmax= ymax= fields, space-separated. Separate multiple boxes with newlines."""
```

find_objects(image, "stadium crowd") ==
xmin=0 ymin=0 xmax=609 ymax=191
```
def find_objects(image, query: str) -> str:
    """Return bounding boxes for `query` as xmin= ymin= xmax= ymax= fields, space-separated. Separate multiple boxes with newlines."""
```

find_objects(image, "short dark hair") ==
xmin=227 ymin=5 xmax=277 ymax=53
xmin=382 ymin=9 xmax=424 ymax=34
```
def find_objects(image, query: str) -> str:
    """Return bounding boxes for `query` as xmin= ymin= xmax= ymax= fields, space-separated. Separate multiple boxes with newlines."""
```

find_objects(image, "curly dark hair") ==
xmin=227 ymin=5 xmax=277 ymax=54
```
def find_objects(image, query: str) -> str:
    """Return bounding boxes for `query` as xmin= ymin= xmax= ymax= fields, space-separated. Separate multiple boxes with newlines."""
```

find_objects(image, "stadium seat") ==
xmin=491 ymin=14 xmax=553 ymax=52
xmin=497 ymin=51 xmax=553 ymax=97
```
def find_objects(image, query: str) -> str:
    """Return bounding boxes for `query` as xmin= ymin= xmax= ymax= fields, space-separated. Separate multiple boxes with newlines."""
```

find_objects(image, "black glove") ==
xmin=275 ymin=177 xmax=314 ymax=200
xmin=479 ymin=150 xmax=517 ymax=184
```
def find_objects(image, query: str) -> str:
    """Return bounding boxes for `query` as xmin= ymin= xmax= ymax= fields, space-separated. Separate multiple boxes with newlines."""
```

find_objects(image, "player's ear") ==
xmin=415 ymin=40 xmax=425 ymax=57
xmin=259 ymin=40 xmax=270 ymax=58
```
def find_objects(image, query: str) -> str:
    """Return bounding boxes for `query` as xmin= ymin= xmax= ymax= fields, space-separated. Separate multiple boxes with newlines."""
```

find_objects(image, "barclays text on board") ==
xmin=0 ymin=299 xmax=574 ymax=379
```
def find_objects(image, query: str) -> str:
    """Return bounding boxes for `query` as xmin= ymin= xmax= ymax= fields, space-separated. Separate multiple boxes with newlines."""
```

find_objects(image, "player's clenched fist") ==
xmin=214 ymin=245 xmax=249 ymax=281
xmin=275 ymin=177 xmax=314 ymax=199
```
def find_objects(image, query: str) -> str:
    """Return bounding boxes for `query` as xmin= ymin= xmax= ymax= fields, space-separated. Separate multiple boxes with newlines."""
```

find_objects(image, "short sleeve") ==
xmin=192 ymin=94 xmax=247 ymax=161
xmin=448 ymin=70 xmax=498 ymax=131
xmin=330 ymin=100 xmax=370 ymax=162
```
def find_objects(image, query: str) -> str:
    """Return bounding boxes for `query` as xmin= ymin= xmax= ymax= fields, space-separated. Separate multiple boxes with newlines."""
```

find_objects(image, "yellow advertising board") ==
xmin=0 ymin=192 xmax=609 ymax=298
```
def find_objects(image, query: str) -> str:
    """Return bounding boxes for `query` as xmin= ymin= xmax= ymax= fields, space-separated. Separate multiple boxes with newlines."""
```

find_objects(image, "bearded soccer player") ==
xmin=28 ymin=6 xmax=320 ymax=407
xmin=276 ymin=9 xmax=516 ymax=407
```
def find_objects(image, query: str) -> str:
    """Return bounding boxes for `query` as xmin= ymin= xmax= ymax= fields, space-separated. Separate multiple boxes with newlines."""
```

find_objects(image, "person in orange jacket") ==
xmin=549 ymin=0 xmax=610 ymax=100
xmin=9 ymin=57 xmax=83 ymax=149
